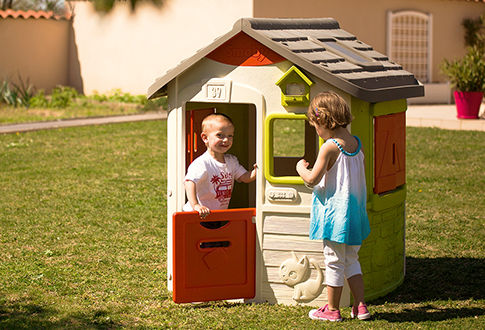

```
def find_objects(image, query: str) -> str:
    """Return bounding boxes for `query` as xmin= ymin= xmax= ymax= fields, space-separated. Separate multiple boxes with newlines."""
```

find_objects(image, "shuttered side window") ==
xmin=374 ymin=112 xmax=406 ymax=194
xmin=387 ymin=10 xmax=432 ymax=83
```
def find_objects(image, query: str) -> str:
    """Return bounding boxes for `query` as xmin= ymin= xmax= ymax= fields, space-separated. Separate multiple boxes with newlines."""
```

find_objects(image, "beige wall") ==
xmin=2 ymin=0 xmax=483 ymax=97
xmin=254 ymin=0 xmax=485 ymax=83
xmin=70 ymin=0 xmax=253 ymax=95
xmin=0 ymin=18 xmax=71 ymax=92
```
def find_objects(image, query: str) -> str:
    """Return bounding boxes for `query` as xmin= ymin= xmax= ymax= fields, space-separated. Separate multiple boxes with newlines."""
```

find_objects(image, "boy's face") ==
xmin=201 ymin=118 xmax=234 ymax=155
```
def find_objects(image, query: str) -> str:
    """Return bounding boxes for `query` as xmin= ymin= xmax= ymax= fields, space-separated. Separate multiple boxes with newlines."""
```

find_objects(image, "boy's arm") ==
xmin=237 ymin=164 xmax=257 ymax=183
xmin=184 ymin=180 xmax=210 ymax=218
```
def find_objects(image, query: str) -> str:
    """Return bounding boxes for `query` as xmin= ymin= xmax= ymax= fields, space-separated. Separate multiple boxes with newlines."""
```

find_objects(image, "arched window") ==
xmin=387 ymin=10 xmax=432 ymax=83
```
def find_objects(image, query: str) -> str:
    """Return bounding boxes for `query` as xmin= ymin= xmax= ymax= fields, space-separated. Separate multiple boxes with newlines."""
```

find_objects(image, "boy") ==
xmin=183 ymin=113 xmax=257 ymax=218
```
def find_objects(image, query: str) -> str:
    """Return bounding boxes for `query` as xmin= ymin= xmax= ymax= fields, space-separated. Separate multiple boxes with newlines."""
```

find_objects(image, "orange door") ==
xmin=172 ymin=208 xmax=256 ymax=303
xmin=186 ymin=108 xmax=215 ymax=170
xmin=374 ymin=112 xmax=405 ymax=194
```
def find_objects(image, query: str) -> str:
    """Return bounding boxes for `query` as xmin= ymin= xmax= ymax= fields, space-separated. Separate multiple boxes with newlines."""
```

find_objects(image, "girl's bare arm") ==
xmin=296 ymin=142 xmax=338 ymax=186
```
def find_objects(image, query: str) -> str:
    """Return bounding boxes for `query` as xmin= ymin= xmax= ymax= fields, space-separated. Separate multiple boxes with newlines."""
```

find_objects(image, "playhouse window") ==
xmin=273 ymin=119 xmax=305 ymax=157
xmin=264 ymin=114 xmax=319 ymax=184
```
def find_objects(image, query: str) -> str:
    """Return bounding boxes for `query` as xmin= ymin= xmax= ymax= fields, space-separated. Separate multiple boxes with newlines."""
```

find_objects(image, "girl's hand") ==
xmin=296 ymin=159 xmax=309 ymax=172
xmin=194 ymin=204 xmax=210 ymax=219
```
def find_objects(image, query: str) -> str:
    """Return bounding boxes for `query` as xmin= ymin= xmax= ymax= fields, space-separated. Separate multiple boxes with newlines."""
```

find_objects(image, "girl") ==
xmin=296 ymin=91 xmax=371 ymax=322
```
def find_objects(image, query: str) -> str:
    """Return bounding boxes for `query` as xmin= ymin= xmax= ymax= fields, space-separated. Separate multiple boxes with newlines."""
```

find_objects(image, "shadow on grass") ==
xmin=373 ymin=305 xmax=484 ymax=323
xmin=380 ymin=257 xmax=484 ymax=302
xmin=372 ymin=256 xmax=485 ymax=322
xmin=0 ymin=296 xmax=118 ymax=329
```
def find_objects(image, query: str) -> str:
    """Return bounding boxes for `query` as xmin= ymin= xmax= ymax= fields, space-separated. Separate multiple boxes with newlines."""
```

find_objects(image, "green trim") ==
xmin=275 ymin=66 xmax=314 ymax=107
xmin=264 ymin=113 xmax=308 ymax=185
xmin=275 ymin=65 xmax=313 ymax=87
xmin=350 ymin=97 xmax=373 ymax=197
xmin=369 ymin=185 xmax=406 ymax=212
xmin=371 ymin=99 xmax=407 ymax=117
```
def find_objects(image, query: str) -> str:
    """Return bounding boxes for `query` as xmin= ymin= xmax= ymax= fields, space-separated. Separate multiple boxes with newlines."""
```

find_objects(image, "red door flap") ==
xmin=172 ymin=208 xmax=256 ymax=303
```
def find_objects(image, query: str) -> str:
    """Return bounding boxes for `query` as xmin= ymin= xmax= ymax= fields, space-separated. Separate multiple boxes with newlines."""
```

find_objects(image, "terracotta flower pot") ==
xmin=454 ymin=91 xmax=483 ymax=119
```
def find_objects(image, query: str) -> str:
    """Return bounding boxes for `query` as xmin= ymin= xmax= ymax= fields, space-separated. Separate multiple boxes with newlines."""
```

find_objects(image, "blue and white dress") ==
xmin=309 ymin=136 xmax=370 ymax=245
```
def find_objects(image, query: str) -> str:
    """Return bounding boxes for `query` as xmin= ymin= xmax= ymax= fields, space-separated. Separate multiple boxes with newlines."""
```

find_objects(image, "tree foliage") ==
xmin=1 ymin=0 xmax=166 ymax=14
xmin=1 ymin=0 xmax=65 ymax=15
xmin=463 ymin=14 xmax=485 ymax=51
xmin=93 ymin=0 xmax=165 ymax=13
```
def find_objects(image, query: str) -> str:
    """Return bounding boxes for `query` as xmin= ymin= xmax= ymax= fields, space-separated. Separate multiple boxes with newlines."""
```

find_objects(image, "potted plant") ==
xmin=441 ymin=46 xmax=485 ymax=119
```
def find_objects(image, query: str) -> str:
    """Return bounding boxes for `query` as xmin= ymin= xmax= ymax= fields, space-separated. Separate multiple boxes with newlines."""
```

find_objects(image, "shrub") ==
xmin=29 ymin=90 xmax=49 ymax=108
xmin=49 ymin=86 xmax=79 ymax=108
xmin=0 ymin=78 xmax=34 ymax=107
xmin=91 ymin=89 xmax=148 ymax=104
xmin=142 ymin=96 xmax=167 ymax=111
xmin=441 ymin=46 xmax=485 ymax=92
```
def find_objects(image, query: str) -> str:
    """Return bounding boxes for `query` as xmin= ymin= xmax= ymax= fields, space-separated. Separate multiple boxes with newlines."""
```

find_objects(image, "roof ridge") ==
xmin=243 ymin=18 xmax=339 ymax=30
xmin=0 ymin=8 xmax=71 ymax=20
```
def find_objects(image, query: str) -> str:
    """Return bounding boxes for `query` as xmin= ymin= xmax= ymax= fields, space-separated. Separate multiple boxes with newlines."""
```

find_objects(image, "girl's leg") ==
xmin=323 ymin=241 xmax=345 ymax=310
xmin=344 ymin=245 xmax=366 ymax=306
xmin=327 ymin=285 xmax=343 ymax=310
xmin=347 ymin=273 xmax=365 ymax=306
xmin=345 ymin=245 xmax=370 ymax=319
xmin=347 ymin=273 xmax=370 ymax=319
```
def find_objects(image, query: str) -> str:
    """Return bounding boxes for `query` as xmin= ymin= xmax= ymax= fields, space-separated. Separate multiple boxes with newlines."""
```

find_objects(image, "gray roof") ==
xmin=147 ymin=18 xmax=424 ymax=103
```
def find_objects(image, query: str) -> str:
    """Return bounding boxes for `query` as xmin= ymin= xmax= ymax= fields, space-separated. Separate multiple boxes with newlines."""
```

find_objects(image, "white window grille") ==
xmin=387 ymin=10 xmax=432 ymax=83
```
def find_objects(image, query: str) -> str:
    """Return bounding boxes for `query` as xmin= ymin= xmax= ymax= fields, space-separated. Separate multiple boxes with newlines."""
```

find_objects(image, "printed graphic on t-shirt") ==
xmin=210 ymin=171 xmax=233 ymax=205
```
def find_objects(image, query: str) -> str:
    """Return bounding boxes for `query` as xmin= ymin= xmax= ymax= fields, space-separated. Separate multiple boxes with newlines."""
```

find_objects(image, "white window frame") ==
xmin=387 ymin=10 xmax=433 ymax=83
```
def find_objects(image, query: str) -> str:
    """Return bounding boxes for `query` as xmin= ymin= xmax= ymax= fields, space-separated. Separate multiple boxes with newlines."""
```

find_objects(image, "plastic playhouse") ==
xmin=147 ymin=18 xmax=424 ymax=306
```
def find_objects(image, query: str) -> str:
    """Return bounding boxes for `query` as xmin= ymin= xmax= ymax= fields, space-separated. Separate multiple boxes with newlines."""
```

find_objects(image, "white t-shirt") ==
xmin=183 ymin=151 xmax=248 ymax=211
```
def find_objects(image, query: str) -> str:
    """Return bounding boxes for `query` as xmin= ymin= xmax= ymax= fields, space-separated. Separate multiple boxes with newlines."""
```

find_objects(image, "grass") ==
xmin=0 ymin=95 xmax=167 ymax=125
xmin=0 ymin=122 xmax=484 ymax=328
xmin=0 ymin=103 xmax=141 ymax=124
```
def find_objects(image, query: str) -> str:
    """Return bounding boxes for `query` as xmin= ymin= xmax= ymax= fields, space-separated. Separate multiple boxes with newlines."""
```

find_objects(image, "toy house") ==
xmin=147 ymin=18 xmax=423 ymax=306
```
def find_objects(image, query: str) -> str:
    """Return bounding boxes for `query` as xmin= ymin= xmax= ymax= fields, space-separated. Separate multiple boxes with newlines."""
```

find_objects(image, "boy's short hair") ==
xmin=307 ymin=91 xmax=353 ymax=130
xmin=201 ymin=113 xmax=234 ymax=132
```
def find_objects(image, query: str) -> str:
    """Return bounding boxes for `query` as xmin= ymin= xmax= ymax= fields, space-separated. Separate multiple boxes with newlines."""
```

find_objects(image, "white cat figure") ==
xmin=279 ymin=251 xmax=324 ymax=302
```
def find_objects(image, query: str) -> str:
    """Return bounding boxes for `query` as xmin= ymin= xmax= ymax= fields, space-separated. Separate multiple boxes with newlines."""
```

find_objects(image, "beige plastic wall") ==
xmin=70 ymin=0 xmax=253 ymax=95
xmin=0 ymin=18 xmax=71 ymax=92
xmin=254 ymin=0 xmax=485 ymax=84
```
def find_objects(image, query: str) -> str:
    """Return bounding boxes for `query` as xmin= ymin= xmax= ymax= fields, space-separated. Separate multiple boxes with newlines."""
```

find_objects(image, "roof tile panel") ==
xmin=361 ymin=50 xmax=389 ymax=61
xmin=259 ymin=29 xmax=305 ymax=41
xmin=296 ymin=50 xmax=345 ymax=63
xmin=280 ymin=40 xmax=325 ymax=52
xmin=339 ymin=40 xmax=373 ymax=50
xmin=322 ymin=62 xmax=363 ymax=73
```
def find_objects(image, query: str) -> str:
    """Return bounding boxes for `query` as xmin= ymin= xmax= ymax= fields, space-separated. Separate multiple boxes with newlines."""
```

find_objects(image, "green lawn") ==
xmin=0 ymin=104 xmax=143 ymax=124
xmin=0 ymin=96 xmax=167 ymax=124
xmin=0 ymin=122 xmax=483 ymax=328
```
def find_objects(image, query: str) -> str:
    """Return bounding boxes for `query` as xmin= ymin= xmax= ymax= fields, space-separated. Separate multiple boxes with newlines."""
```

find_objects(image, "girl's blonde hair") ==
xmin=307 ymin=91 xmax=353 ymax=130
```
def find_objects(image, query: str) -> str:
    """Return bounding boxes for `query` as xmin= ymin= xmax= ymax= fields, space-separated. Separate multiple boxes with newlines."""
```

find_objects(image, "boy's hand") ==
xmin=237 ymin=164 xmax=258 ymax=183
xmin=194 ymin=204 xmax=210 ymax=219
xmin=251 ymin=163 xmax=258 ymax=179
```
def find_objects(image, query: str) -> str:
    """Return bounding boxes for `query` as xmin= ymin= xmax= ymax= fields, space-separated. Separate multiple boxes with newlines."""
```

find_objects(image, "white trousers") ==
xmin=323 ymin=240 xmax=362 ymax=287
